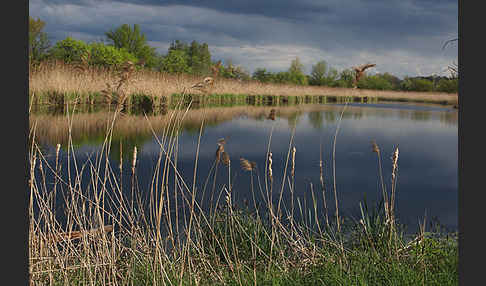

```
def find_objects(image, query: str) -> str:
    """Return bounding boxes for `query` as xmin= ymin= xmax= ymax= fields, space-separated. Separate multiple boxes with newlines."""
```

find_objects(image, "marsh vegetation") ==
xmin=28 ymin=97 xmax=458 ymax=285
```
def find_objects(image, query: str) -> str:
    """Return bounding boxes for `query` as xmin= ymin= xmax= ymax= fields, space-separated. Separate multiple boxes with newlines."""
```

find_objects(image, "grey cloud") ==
xmin=30 ymin=0 xmax=457 ymax=78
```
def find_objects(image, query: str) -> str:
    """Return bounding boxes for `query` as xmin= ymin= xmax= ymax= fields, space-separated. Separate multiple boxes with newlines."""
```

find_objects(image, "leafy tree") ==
xmin=168 ymin=40 xmax=189 ymax=53
xmin=89 ymin=42 xmax=137 ymax=68
xmin=334 ymin=69 xmax=355 ymax=88
xmin=161 ymin=49 xmax=191 ymax=74
xmin=400 ymin=77 xmax=414 ymax=91
xmin=219 ymin=59 xmax=250 ymax=81
xmin=412 ymin=78 xmax=435 ymax=92
xmin=436 ymin=78 xmax=458 ymax=93
xmin=273 ymin=71 xmax=291 ymax=84
xmin=188 ymin=41 xmax=212 ymax=75
xmin=288 ymin=57 xmax=308 ymax=85
xmin=400 ymin=77 xmax=435 ymax=92
xmin=309 ymin=60 xmax=338 ymax=86
xmin=357 ymin=75 xmax=394 ymax=90
xmin=105 ymin=24 xmax=157 ymax=68
xmin=49 ymin=37 xmax=90 ymax=64
xmin=29 ymin=17 xmax=50 ymax=62
xmin=252 ymin=68 xmax=273 ymax=83
xmin=380 ymin=72 xmax=401 ymax=90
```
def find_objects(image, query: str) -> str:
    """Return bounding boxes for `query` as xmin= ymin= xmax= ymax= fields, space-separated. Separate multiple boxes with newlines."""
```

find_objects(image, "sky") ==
xmin=29 ymin=0 xmax=458 ymax=79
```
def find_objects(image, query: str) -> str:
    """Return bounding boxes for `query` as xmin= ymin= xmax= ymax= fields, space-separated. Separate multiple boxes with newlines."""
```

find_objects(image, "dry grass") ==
xmin=29 ymin=61 xmax=458 ymax=105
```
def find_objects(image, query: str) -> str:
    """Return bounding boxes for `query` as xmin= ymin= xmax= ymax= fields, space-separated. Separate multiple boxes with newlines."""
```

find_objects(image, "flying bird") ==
xmin=352 ymin=63 xmax=376 ymax=88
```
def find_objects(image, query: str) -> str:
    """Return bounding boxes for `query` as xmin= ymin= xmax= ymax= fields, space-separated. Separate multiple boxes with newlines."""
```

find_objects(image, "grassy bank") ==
xmin=28 ymin=100 xmax=458 ymax=285
xmin=29 ymin=61 xmax=458 ymax=108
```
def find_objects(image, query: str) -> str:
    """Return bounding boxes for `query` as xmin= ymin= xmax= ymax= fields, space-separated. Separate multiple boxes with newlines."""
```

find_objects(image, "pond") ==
xmin=29 ymin=101 xmax=458 ymax=235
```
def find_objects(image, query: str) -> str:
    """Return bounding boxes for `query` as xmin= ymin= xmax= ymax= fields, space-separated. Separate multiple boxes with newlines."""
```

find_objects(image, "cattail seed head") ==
xmin=291 ymin=146 xmax=296 ymax=177
xmin=132 ymin=146 xmax=138 ymax=171
xmin=268 ymin=152 xmax=273 ymax=181
xmin=372 ymin=140 xmax=380 ymax=153
xmin=391 ymin=146 xmax=399 ymax=179
xmin=222 ymin=151 xmax=230 ymax=166
xmin=215 ymin=144 xmax=224 ymax=163
xmin=55 ymin=144 xmax=61 ymax=159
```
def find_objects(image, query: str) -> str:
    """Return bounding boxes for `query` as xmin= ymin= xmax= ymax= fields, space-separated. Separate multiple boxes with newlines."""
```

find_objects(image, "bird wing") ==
xmin=360 ymin=63 xmax=376 ymax=71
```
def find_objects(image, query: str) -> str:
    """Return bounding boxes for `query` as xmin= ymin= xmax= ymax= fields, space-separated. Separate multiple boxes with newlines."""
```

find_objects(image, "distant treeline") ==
xmin=29 ymin=17 xmax=458 ymax=93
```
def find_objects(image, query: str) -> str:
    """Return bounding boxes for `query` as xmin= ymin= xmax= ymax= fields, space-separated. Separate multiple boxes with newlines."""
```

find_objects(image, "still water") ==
xmin=30 ymin=102 xmax=458 ymax=234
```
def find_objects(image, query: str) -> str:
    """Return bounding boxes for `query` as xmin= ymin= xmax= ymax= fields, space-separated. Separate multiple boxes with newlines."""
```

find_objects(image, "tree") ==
xmin=49 ymin=37 xmax=90 ymax=64
xmin=357 ymin=74 xmax=394 ymax=90
xmin=219 ymin=59 xmax=250 ymax=81
xmin=310 ymin=60 xmax=328 ymax=85
xmin=105 ymin=24 xmax=157 ymax=67
xmin=161 ymin=49 xmax=191 ymax=74
xmin=169 ymin=40 xmax=189 ymax=53
xmin=288 ymin=57 xmax=308 ymax=85
xmin=188 ymin=41 xmax=212 ymax=76
xmin=29 ymin=17 xmax=50 ymax=62
xmin=334 ymin=69 xmax=355 ymax=88
xmin=252 ymin=68 xmax=273 ymax=83
xmin=310 ymin=60 xmax=339 ymax=86
xmin=380 ymin=72 xmax=401 ymax=90
xmin=89 ymin=42 xmax=137 ymax=68
xmin=436 ymin=78 xmax=458 ymax=93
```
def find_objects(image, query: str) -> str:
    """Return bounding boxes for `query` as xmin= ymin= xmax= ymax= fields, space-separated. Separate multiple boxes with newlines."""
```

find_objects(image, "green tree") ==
xmin=161 ymin=49 xmax=191 ymax=74
xmin=380 ymin=72 xmax=401 ymax=90
xmin=334 ymin=69 xmax=355 ymax=88
xmin=219 ymin=59 xmax=250 ymax=81
xmin=436 ymin=78 xmax=458 ymax=93
xmin=49 ymin=37 xmax=90 ymax=64
xmin=169 ymin=40 xmax=189 ymax=53
xmin=188 ymin=41 xmax=212 ymax=75
xmin=310 ymin=60 xmax=326 ymax=85
xmin=411 ymin=78 xmax=434 ymax=92
xmin=357 ymin=75 xmax=394 ymax=90
xmin=89 ymin=42 xmax=137 ymax=68
xmin=252 ymin=68 xmax=273 ymax=83
xmin=105 ymin=24 xmax=156 ymax=67
xmin=29 ymin=17 xmax=50 ymax=62
xmin=288 ymin=57 xmax=308 ymax=85
xmin=273 ymin=71 xmax=291 ymax=84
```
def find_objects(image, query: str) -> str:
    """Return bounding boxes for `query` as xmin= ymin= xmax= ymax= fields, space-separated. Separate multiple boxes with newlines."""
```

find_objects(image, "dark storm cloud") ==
xmin=30 ymin=0 xmax=457 ymax=77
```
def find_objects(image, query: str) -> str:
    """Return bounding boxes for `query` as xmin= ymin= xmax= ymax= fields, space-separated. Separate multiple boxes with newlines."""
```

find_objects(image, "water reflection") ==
xmin=30 ymin=102 xmax=457 ymax=233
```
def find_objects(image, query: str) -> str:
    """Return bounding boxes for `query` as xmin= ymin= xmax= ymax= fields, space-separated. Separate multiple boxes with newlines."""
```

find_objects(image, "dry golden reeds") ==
xmin=29 ymin=61 xmax=458 ymax=106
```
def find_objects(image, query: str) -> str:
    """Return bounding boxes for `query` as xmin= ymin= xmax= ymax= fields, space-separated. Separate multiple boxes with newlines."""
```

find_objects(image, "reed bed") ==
xmin=29 ymin=61 xmax=458 ymax=107
xmin=28 ymin=98 xmax=457 ymax=285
